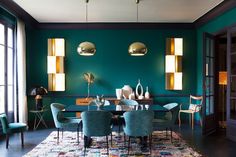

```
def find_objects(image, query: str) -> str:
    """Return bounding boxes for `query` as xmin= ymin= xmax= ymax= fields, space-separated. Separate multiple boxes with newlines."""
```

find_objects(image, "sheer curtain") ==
xmin=16 ymin=19 xmax=27 ymax=124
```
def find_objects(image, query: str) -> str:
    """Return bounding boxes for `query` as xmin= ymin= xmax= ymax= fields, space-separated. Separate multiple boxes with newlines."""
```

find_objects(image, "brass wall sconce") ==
xmin=47 ymin=38 xmax=65 ymax=91
xmin=165 ymin=38 xmax=183 ymax=90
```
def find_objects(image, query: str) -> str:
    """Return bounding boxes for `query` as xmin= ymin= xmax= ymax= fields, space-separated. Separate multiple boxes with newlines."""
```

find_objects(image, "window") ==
xmin=0 ymin=22 xmax=14 ymax=116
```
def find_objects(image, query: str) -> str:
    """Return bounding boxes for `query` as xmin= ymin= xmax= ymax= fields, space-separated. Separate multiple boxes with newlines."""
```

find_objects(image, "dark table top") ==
xmin=65 ymin=104 xmax=168 ymax=113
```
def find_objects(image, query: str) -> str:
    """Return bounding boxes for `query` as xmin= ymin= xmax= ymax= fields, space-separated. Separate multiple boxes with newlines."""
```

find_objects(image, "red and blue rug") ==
xmin=24 ymin=131 xmax=202 ymax=157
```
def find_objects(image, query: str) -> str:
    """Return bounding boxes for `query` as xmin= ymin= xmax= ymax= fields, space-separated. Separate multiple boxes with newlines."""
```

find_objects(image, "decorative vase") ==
xmin=129 ymin=92 xmax=135 ymax=100
xmin=122 ymin=85 xmax=132 ymax=99
xmin=116 ymin=89 xmax=123 ymax=100
xmin=135 ymin=79 xmax=143 ymax=98
xmin=145 ymin=86 xmax=150 ymax=99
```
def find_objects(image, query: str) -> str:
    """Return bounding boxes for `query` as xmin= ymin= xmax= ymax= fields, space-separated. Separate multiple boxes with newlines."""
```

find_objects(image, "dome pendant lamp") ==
xmin=77 ymin=0 xmax=96 ymax=56
xmin=128 ymin=0 xmax=147 ymax=56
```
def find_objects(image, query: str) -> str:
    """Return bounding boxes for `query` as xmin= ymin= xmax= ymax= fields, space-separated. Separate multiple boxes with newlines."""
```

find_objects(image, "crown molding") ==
xmin=0 ymin=0 xmax=39 ymax=28
xmin=38 ymin=22 xmax=194 ymax=30
xmin=194 ymin=0 xmax=236 ymax=28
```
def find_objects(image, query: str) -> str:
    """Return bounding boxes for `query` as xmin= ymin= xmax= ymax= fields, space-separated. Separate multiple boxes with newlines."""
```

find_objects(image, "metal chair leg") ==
xmin=6 ymin=134 xmax=9 ymax=149
xmin=77 ymin=124 xmax=80 ymax=143
xmin=57 ymin=128 xmax=60 ymax=143
xmin=110 ymin=133 xmax=112 ymax=146
xmin=149 ymin=134 xmax=152 ymax=154
xmin=84 ymin=135 xmax=87 ymax=156
xmin=21 ymin=131 xmax=24 ymax=148
xmin=170 ymin=127 xmax=173 ymax=143
xmin=128 ymin=136 xmax=131 ymax=155
xmin=178 ymin=112 xmax=181 ymax=127
xmin=106 ymin=135 xmax=109 ymax=155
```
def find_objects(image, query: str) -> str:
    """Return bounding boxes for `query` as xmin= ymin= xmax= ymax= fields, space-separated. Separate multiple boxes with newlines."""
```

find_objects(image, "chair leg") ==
xmin=62 ymin=128 xmax=64 ymax=139
xmin=77 ymin=123 xmax=80 ymax=143
xmin=57 ymin=128 xmax=60 ymax=143
xmin=110 ymin=133 xmax=112 ymax=146
xmin=21 ymin=131 xmax=24 ymax=148
xmin=189 ymin=114 xmax=191 ymax=126
xmin=6 ymin=134 xmax=9 ymax=149
xmin=128 ymin=137 xmax=131 ymax=155
xmin=84 ymin=135 xmax=87 ymax=156
xmin=192 ymin=113 xmax=194 ymax=129
xmin=124 ymin=133 xmax=126 ymax=147
xmin=170 ymin=128 xmax=173 ymax=143
xmin=106 ymin=135 xmax=109 ymax=155
xmin=178 ymin=112 xmax=181 ymax=127
xmin=149 ymin=135 xmax=152 ymax=154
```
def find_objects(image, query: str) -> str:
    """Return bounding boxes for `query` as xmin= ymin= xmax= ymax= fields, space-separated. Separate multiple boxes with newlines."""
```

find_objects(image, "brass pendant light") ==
xmin=77 ymin=0 xmax=96 ymax=56
xmin=129 ymin=0 xmax=147 ymax=56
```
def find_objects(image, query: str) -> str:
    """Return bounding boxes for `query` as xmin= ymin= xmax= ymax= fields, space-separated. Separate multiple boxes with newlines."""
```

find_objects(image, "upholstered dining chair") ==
xmin=0 ymin=113 xmax=27 ymax=149
xmin=50 ymin=103 xmax=82 ymax=143
xmin=81 ymin=110 xmax=113 ymax=155
xmin=116 ymin=99 xmax=139 ymax=133
xmin=153 ymin=103 xmax=179 ymax=142
xmin=123 ymin=110 xmax=154 ymax=155
xmin=178 ymin=95 xmax=203 ymax=129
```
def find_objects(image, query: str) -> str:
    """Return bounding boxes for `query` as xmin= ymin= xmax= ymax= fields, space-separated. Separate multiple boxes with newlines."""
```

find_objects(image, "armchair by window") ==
xmin=0 ymin=113 xmax=27 ymax=149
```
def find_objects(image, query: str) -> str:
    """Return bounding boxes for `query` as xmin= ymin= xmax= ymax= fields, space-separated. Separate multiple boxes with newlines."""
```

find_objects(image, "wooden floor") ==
xmin=0 ymin=125 xmax=236 ymax=157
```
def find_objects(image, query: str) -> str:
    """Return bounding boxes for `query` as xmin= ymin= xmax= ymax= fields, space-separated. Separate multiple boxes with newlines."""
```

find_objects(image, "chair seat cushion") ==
xmin=8 ymin=123 xmax=27 ymax=133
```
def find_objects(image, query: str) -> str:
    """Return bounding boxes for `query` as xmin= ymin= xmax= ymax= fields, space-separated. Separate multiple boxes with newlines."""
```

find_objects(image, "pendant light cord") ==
xmin=136 ymin=0 xmax=139 ymax=22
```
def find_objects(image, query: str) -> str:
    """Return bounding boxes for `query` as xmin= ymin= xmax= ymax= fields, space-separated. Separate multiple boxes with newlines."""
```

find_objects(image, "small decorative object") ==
xmin=122 ymin=85 xmax=132 ymax=99
xmin=135 ymin=79 xmax=143 ymax=98
xmin=129 ymin=92 xmax=135 ymax=100
xmin=83 ymin=72 xmax=95 ymax=98
xmin=95 ymin=95 xmax=105 ymax=110
xmin=116 ymin=89 xmax=123 ymax=100
xmin=145 ymin=86 xmax=150 ymax=99
xmin=30 ymin=86 xmax=48 ymax=110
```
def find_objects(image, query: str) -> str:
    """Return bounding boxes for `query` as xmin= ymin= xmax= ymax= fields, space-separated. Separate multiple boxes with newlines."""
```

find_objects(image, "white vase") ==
xmin=116 ymin=89 xmax=123 ymax=99
xmin=145 ymin=86 xmax=150 ymax=99
xmin=135 ymin=79 xmax=143 ymax=98
xmin=122 ymin=85 xmax=132 ymax=99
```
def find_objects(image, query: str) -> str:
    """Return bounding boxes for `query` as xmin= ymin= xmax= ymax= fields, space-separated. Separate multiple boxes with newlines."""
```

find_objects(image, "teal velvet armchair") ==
xmin=0 ymin=113 xmax=27 ymax=149
xmin=123 ymin=110 xmax=154 ymax=155
xmin=50 ymin=103 xmax=82 ymax=143
xmin=81 ymin=110 xmax=113 ymax=155
xmin=153 ymin=103 xmax=179 ymax=142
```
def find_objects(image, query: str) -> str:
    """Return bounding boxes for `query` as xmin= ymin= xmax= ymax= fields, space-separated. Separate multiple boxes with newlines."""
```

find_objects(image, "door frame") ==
xmin=202 ymin=32 xmax=217 ymax=135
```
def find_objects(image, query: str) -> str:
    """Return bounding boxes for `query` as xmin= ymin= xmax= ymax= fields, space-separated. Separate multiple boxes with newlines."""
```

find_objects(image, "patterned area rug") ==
xmin=24 ymin=131 xmax=202 ymax=157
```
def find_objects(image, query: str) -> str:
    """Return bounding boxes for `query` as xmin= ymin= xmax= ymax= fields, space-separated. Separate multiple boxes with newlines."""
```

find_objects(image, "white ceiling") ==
xmin=13 ymin=0 xmax=224 ymax=23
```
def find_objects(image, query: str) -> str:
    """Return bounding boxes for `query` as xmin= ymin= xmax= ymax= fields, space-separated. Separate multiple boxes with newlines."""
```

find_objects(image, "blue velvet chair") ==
xmin=123 ymin=110 xmax=154 ymax=155
xmin=153 ymin=103 xmax=179 ymax=142
xmin=116 ymin=99 xmax=139 ymax=133
xmin=50 ymin=103 xmax=82 ymax=143
xmin=81 ymin=110 xmax=113 ymax=155
xmin=0 ymin=113 xmax=27 ymax=149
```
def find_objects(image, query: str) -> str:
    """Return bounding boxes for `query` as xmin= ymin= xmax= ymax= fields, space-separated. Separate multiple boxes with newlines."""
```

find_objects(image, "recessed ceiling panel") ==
xmin=13 ymin=0 xmax=224 ymax=23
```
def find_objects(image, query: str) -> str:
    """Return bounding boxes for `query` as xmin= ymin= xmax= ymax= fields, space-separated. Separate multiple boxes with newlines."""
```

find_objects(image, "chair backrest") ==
xmin=50 ymin=103 xmax=65 ymax=128
xmin=123 ymin=110 xmax=154 ymax=136
xmin=0 ymin=113 xmax=9 ymax=134
xmin=163 ymin=103 xmax=178 ymax=110
xmin=81 ymin=111 xmax=112 ymax=137
xmin=189 ymin=95 xmax=203 ymax=111
xmin=118 ymin=99 xmax=138 ymax=106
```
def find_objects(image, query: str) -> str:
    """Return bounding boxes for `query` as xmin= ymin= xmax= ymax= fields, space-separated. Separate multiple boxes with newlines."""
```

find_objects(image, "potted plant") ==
xmin=83 ymin=72 xmax=95 ymax=98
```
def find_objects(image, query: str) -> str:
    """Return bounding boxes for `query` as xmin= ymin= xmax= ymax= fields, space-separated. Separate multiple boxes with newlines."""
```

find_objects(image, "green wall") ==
xmin=196 ymin=7 xmax=236 ymax=95
xmin=26 ymin=28 xmax=197 ymax=122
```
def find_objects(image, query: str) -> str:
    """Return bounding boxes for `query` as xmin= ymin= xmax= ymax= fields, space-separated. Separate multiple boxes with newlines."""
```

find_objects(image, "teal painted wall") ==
xmin=196 ymin=8 xmax=236 ymax=95
xmin=26 ymin=28 xmax=197 ymax=122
